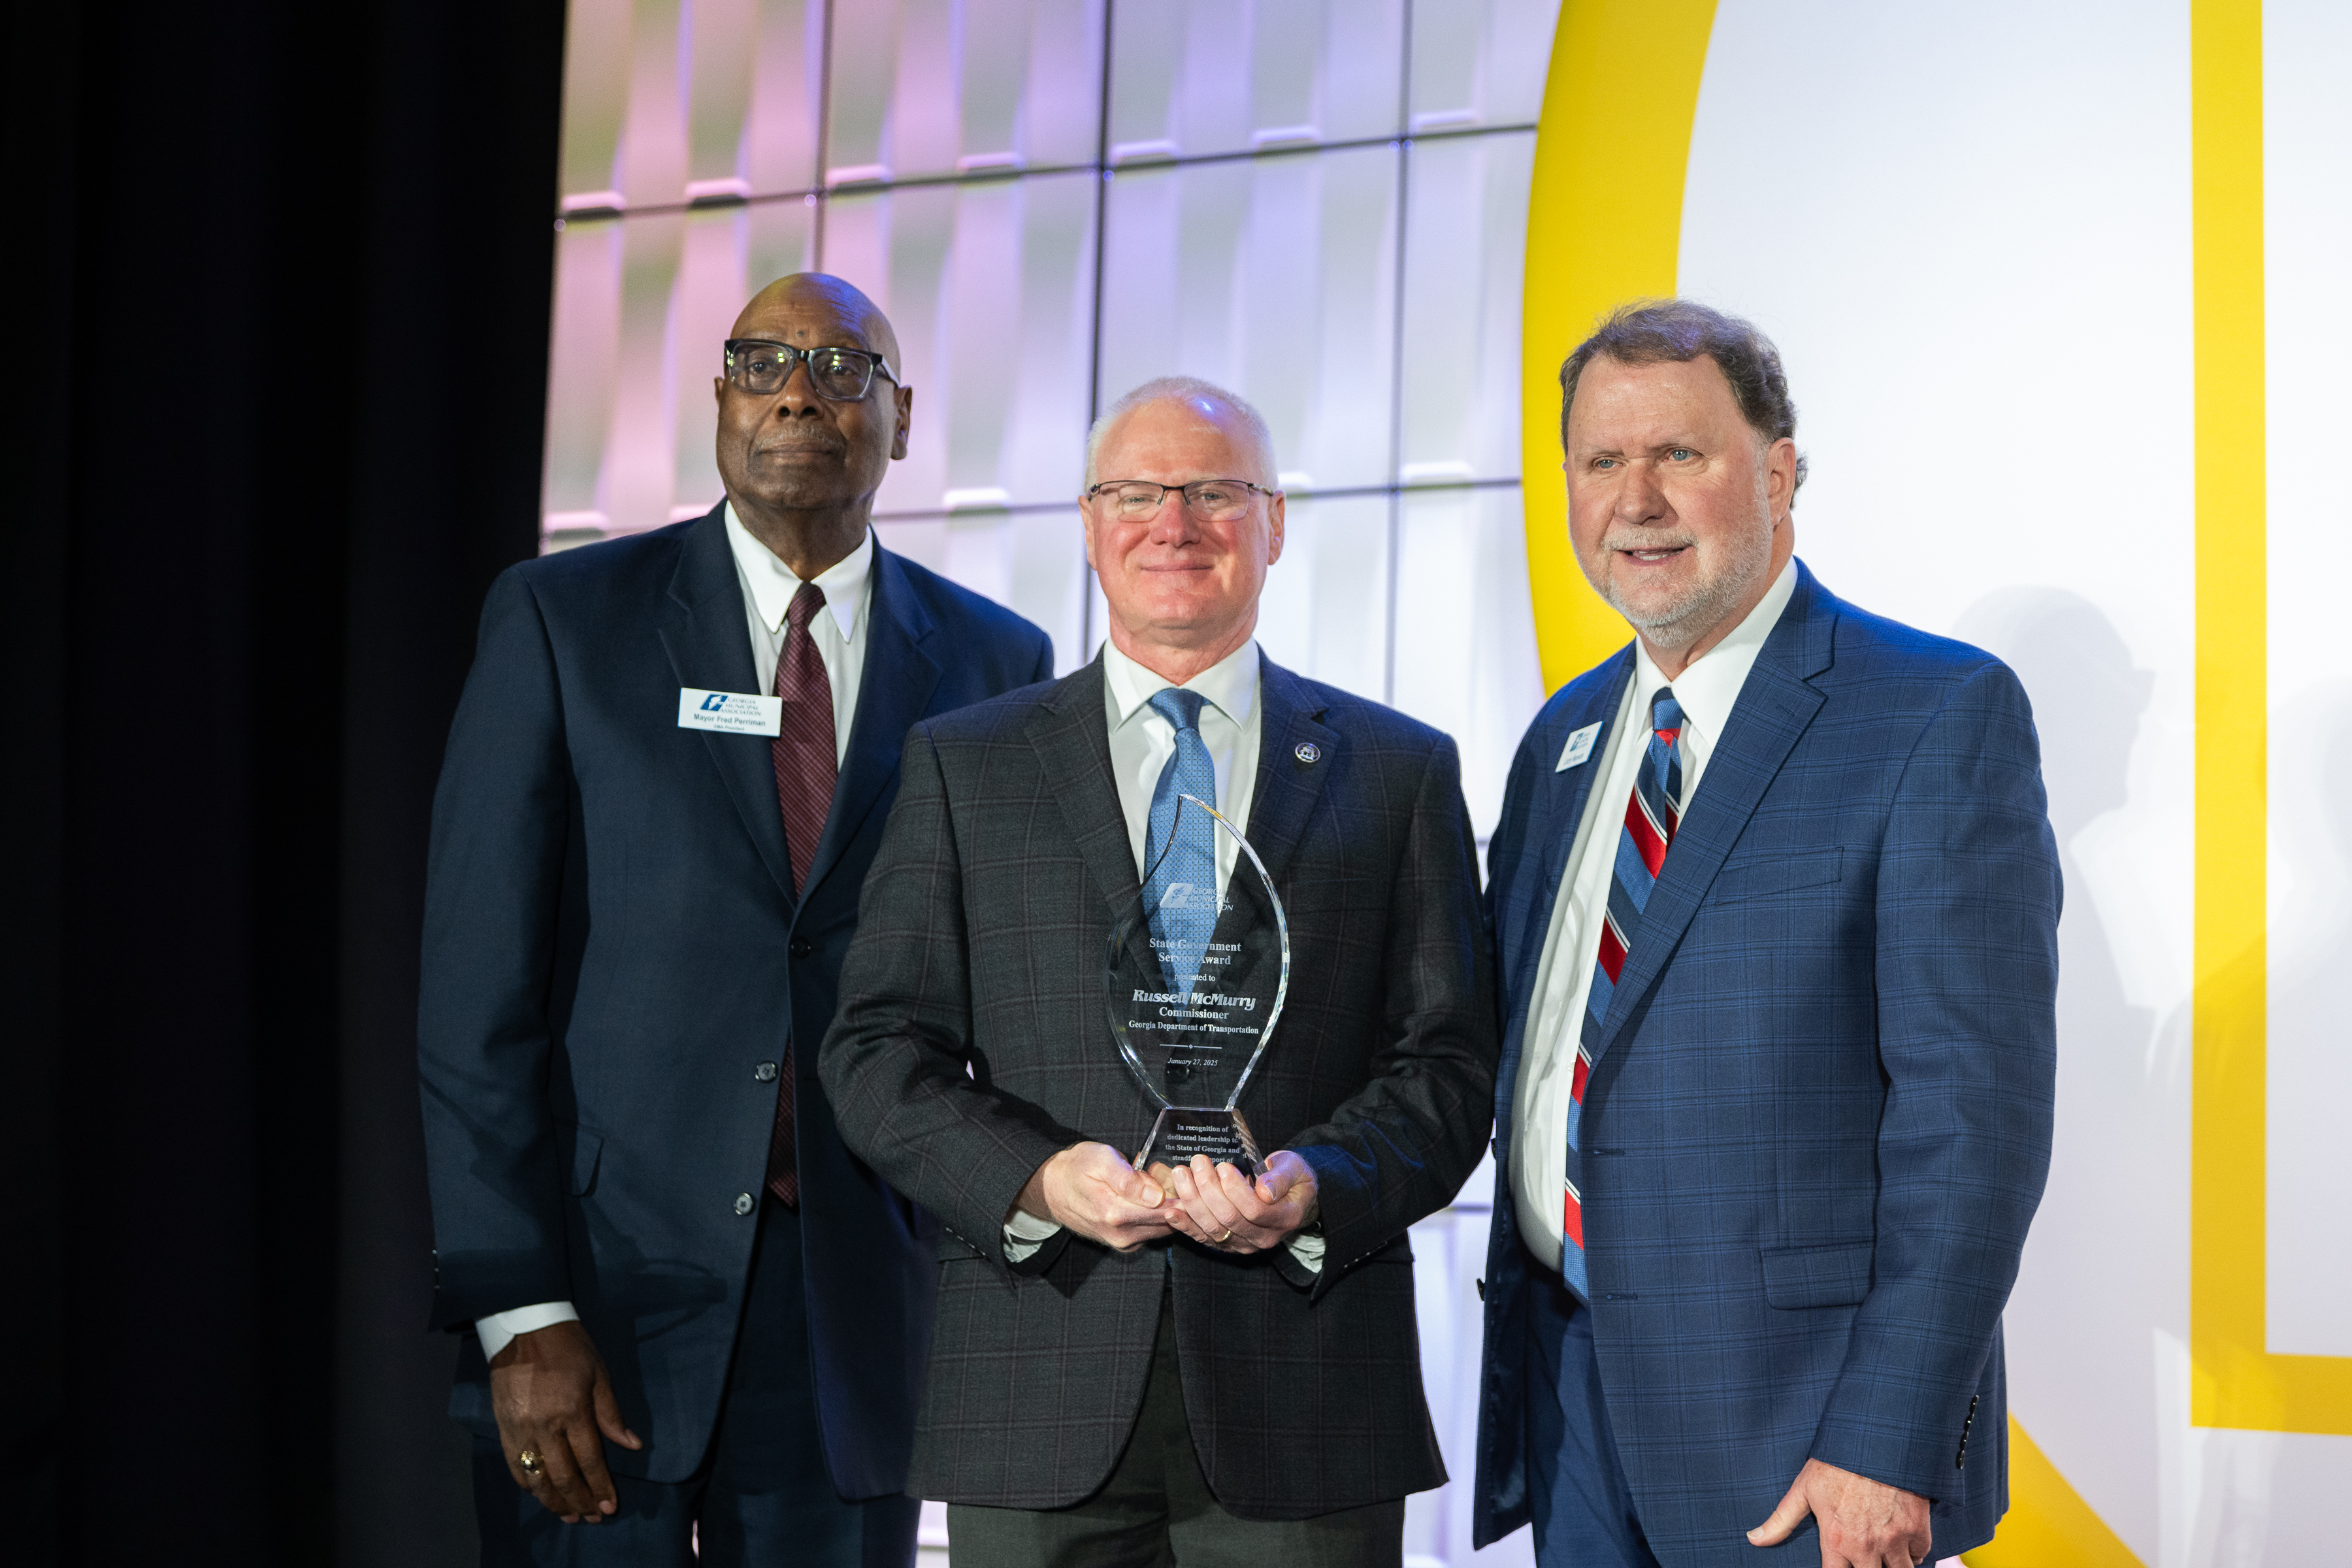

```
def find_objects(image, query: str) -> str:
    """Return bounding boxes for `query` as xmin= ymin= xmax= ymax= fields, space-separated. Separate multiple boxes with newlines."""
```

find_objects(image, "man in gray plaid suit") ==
xmin=819 ymin=376 xmax=1499 ymax=1565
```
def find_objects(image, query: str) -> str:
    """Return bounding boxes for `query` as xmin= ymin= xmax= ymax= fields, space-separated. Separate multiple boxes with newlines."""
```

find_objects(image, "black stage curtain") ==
xmin=3 ymin=1 xmax=567 ymax=1561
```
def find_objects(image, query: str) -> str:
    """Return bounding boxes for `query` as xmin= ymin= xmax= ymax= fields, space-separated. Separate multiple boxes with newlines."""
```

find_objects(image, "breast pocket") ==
xmin=1709 ymin=847 xmax=1844 ymax=905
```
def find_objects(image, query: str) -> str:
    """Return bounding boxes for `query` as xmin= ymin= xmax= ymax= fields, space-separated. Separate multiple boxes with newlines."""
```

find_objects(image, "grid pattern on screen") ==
xmin=542 ymin=0 xmax=1558 ymax=834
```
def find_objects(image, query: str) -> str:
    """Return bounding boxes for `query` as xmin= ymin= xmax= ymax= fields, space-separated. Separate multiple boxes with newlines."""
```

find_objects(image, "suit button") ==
xmin=789 ymin=938 xmax=813 ymax=958
xmin=755 ymin=1062 xmax=779 ymax=1082
xmin=733 ymin=1192 xmax=755 ymax=1216
xmin=1476 ymin=1279 xmax=1485 ymax=1301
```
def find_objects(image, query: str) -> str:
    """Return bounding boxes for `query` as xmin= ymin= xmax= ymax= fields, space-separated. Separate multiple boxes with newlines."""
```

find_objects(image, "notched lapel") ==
xmin=1514 ymin=651 xmax=1635 ymax=1000
xmin=657 ymin=511 xmax=798 ymax=907
xmin=1589 ymin=587 xmax=1835 ymax=1063
xmin=1027 ymin=661 xmax=1143 ymax=934
xmin=1235 ymin=659 xmax=1333 ymax=898
xmin=1492 ymin=649 xmax=1633 ymax=1145
xmin=796 ymin=548 xmax=942 ymax=906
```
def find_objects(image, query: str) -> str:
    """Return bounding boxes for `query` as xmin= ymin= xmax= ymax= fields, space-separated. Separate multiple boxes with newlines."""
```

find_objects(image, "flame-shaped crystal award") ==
xmin=1106 ymin=794 xmax=1290 ymax=1177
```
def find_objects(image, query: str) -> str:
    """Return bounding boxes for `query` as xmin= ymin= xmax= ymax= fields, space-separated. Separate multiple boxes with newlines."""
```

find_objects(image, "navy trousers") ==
xmin=1525 ymin=1257 xmax=1663 ymax=1568
xmin=474 ymin=1198 xmax=921 ymax=1567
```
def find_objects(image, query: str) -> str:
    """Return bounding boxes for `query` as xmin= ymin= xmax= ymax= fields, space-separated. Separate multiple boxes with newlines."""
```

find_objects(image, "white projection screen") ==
xmin=538 ymin=3 xmax=2350 ymax=1563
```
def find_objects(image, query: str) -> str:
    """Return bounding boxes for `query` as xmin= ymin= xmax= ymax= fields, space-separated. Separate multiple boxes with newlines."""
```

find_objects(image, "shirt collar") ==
xmin=1631 ymin=557 xmax=1799 ymax=742
xmin=723 ymin=500 xmax=873 ymax=640
xmin=1103 ymin=636 xmax=1262 ymax=733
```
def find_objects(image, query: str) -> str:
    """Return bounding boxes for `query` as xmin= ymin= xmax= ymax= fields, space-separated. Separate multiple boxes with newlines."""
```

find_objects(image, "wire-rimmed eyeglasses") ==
xmin=723 ymin=339 xmax=899 ymax=401
xmin=1083 ymin=479 xmax=1280 ymax=524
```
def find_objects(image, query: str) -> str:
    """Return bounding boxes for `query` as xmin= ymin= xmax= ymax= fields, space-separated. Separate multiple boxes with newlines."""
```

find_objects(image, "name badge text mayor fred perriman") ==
xmin=678 ymin=687 xmax=783 ymax=737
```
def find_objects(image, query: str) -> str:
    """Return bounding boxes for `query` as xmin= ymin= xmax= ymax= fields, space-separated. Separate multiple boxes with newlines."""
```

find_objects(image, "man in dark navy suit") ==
xmin=1471 ymin=301 xmax=2059 ymax=1568
xmin=419 ymin=272 xmax=1054 ymax=1566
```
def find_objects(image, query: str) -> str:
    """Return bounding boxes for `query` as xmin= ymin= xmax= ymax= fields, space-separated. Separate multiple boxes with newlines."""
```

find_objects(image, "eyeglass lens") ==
xmin=728 ymin=342 xmax=880 ymax=400
xmin=1096 ymin=482 xmax=1258 ymax=523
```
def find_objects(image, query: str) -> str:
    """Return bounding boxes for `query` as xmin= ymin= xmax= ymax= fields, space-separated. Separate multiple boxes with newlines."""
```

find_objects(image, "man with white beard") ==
xmin=1469 ymin=299 xmax=2059 ymax=1568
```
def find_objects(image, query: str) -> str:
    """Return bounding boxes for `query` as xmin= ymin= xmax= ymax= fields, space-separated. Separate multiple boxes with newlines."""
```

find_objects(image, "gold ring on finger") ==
xmin=517 ymin=1449 xmax=545 ymax=1477
xmin=1218 ymin=1227 xmax=1234 ymax=1244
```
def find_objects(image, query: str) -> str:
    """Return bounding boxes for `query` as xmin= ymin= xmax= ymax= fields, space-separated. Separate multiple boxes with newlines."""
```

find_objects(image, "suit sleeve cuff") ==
xmin=475 ymin=1301 xmax=578 ymax=1363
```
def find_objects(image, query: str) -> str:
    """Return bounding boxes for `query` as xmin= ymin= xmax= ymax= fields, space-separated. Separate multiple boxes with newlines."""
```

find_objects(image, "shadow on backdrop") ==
xmin=1953 ymin=587 xmax=2168 ymax=1554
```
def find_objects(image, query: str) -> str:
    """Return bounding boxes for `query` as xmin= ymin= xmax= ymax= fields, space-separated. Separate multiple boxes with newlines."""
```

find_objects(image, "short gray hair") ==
xmin=1083 ymin=376 xmax=1279 ymax=491
xmin=1560 ymin=299 xmax=1808 ymax=493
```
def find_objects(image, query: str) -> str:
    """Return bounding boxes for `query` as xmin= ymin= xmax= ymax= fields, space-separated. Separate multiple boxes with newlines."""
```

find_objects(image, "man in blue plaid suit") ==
xmin=1471 ymin=301 xmax=2059 ymax=1568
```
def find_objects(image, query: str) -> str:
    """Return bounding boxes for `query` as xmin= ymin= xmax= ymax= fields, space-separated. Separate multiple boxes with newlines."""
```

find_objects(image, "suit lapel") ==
xmin=1509 ymin=649 xmax=1636 ymax=1015
xmin=795 ymin=546 xmax=941 ymax=907
xmin=657 ymin=506 xmax=798 ymax=906
xmin=1235 ymin=657 xmax=1335 ymax=898
xmin=1588 ymin=565 xmax=1837 ymax=1064
xmin=1491 ymin=648 xmax=1633 ymax=1139
xmin=1033 ymin=651 xmax=1335 ymax=986
xmin=1027 ymin=659 xmax=1143 ymax=936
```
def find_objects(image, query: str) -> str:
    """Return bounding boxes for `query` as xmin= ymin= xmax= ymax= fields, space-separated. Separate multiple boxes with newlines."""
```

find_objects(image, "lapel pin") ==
xmin=1294 ymin=742 xmax=1322 ymax=765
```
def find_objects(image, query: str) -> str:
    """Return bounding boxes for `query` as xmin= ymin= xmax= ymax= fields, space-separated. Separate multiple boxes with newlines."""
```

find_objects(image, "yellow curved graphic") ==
xmin=1961 ymin=1418 xmax=2143 ymax=1568
xmin=1518 ymin=0 xmax=1718 ymax=693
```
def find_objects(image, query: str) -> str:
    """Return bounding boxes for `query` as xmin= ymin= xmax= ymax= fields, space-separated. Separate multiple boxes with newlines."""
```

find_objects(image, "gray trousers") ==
xmin=945 ymin=1289 xmax=1406 ymax=1568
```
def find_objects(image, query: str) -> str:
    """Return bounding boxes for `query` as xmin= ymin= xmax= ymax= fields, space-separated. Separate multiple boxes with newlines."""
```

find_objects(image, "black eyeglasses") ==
xmin=1083 ymin=479 xmax=1279 ymax=523
xmin=723 ymin=339 xmax=899 ymax=401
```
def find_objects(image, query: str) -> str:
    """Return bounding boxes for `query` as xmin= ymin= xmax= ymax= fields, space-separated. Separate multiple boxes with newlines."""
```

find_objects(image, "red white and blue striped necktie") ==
xmin=1562 ymin=687 xmax=1684 ymax=1301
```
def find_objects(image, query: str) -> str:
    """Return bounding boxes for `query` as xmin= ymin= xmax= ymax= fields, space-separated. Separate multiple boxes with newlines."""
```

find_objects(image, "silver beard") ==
xmin=1590 ymin=518 xmax=1774 ymax=651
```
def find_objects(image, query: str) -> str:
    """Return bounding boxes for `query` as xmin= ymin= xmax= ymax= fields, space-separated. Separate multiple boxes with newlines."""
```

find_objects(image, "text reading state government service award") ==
xmin=1107 ymin=794 xmax=1290 ymax=1178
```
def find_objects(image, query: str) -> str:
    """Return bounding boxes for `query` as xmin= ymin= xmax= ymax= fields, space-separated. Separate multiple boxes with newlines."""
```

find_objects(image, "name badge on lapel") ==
xmin=1556 ymin=722 xmax=1601 ymax=771
xmin=678 ymin=687 xmax=783 ymax=737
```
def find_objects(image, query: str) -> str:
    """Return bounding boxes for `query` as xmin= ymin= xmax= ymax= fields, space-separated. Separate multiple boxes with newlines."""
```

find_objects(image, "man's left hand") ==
xmin=1748 ymin=1457 xmax=1933 ymax=1568
xmin=1149 ymin=1151 xmax=1318 ymax=1254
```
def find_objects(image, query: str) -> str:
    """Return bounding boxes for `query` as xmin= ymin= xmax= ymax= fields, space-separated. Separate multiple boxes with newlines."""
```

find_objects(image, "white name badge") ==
xmin=1556 ymin=722 xmax=1601 ymax=772
xmin=678 ymin=687 xmax=783 ymax=737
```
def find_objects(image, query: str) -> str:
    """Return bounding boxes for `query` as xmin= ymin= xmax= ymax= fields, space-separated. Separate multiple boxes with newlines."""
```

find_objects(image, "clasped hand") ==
xmin=1147 ymin=1151 xmax=1316 ymax=1254
xmin=1014 ymin=1143 xmax=1316 ymax=1254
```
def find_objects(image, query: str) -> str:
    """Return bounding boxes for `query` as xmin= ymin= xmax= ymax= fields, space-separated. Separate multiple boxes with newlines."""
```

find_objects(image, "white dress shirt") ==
xmin=474 ymin=506 xmax=877 ymax=1362
xmin=1004 ymin=636 xmax=1323 ymax=1270
xmin=725 ymin=502 xmax=874 ymax=767
xmin=1102 ymin=634 xmax=1262 ymax=900
xmin=1509 ymin=561 xmax=1799 ymax=1272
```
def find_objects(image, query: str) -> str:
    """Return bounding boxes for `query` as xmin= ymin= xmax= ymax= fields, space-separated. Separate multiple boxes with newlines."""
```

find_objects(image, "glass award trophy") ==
xmin=1106 ymin=794 xmax=1291 ymax=1178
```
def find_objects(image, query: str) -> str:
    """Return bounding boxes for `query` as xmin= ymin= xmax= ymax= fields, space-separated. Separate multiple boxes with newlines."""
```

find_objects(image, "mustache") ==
xmin=752 ymin=426 xmax=847 ymax=455
xmin=1597 ymin=529 xmax=1696 ymax=554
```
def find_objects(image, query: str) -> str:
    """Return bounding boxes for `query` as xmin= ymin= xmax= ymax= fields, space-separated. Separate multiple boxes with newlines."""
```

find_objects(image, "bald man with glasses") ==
xmin=820 ymin=376 xmax=1499 ymax=1566
xmin=419 ymin=273 xmax=1054 ymax=1566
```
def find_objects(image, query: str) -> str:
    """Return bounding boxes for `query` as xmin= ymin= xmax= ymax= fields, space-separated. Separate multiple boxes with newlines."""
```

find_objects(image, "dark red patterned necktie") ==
xmin=766 ymin=581 xmax=835 ymax=1207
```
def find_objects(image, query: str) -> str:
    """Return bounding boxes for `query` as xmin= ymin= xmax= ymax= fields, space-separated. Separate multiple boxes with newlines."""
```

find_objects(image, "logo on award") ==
xmin=1104 ymin=794 xmax=1290 ymax=1178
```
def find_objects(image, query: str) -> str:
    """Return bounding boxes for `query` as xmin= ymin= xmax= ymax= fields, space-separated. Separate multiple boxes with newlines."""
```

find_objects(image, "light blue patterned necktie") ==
xmin=1143 ymin=688 xmax=1218 ymax=998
